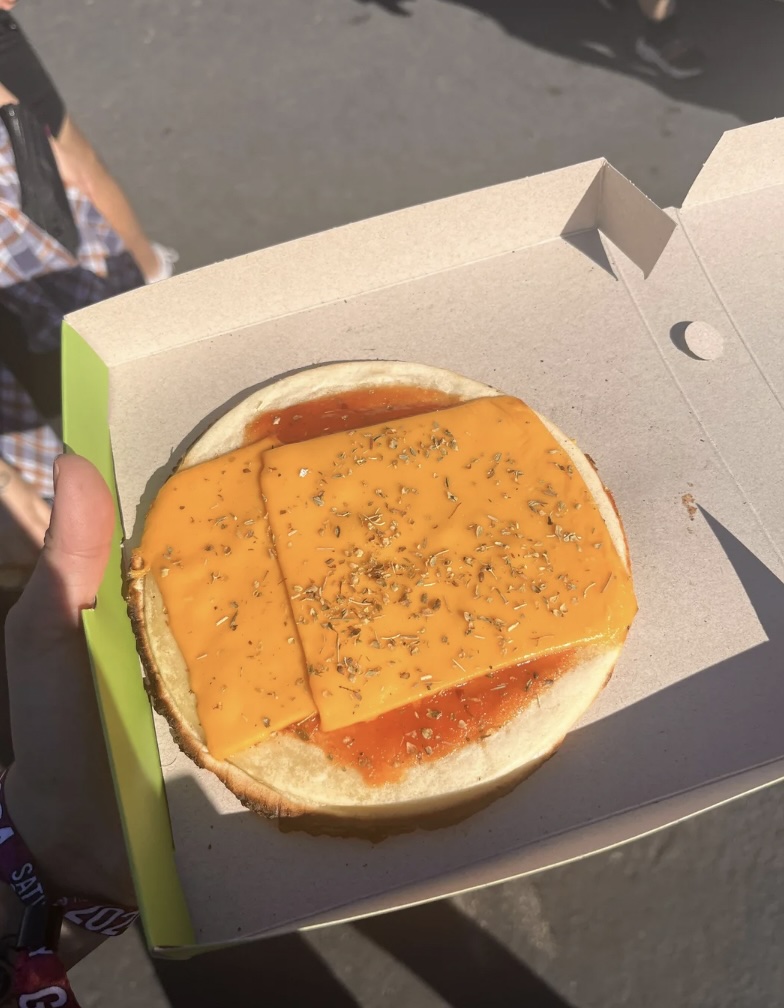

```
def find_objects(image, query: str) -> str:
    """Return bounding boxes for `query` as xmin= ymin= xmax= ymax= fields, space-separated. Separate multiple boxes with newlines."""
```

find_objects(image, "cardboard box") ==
xmin=63 ymin=119 xmax=784 ymax=956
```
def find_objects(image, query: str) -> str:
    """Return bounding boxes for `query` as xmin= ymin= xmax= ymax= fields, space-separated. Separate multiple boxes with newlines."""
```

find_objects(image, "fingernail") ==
xmin=53 ymin=455 xmax=62 ymax=490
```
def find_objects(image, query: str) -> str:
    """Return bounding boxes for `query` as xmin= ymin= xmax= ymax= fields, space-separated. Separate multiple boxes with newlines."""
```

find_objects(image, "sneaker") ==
xmin=145 ymin=242 xmax=179 ymax=284
xmin=635 ymin=34 xmax=705 ymax=79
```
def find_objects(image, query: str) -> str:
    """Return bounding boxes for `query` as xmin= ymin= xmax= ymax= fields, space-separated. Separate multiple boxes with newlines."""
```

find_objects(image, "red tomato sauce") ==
xmin=245 ymin=382 xmax=571 ymax=785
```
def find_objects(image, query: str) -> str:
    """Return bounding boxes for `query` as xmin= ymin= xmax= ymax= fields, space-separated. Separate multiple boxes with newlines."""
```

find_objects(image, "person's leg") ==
xmin=637 ymin=0 xmax=674 ymax=18
xmin=51 ymin=116 xmax=174 ymax=282
xmin=635 ymin=0 xmax=705 ymax=79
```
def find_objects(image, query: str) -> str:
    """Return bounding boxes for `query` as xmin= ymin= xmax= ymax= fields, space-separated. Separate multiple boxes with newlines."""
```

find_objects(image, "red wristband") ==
xmin=0 ymin=770 xmax=138 ymax=1008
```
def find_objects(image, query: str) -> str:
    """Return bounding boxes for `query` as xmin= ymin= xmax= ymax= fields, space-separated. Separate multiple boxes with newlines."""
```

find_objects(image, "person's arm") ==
xmin=49 ymin=116 xmax=167 ymax=282
xmin=0 ymin=49 xmax=168 ymax=283
xmin=1 ymin=455 xmax=135 ymax=978
xmin=0 ymin=459 xmax=51 ymax=587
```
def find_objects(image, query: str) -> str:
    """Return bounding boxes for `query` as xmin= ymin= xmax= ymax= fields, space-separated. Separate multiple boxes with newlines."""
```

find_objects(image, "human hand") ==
xmin=4 ymin=455 xmax=134 ymax=907
xmin=0 ymin=461 xmax=51 ymax=588
xmin=0 ymin=1 xmax=17 ymax=11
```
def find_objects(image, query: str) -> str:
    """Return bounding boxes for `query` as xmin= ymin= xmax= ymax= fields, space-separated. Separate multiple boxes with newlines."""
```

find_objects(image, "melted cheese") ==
xmin=138 ymin=446 xmax=315 ymax=759
xmin=262 ymin=396 xmax=636 ymax=733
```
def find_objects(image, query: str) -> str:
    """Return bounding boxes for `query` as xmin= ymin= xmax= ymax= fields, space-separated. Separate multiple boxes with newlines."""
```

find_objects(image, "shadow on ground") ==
xmin=154 ymin=902 xmax=573 ymax=1006
xmin=351 ymin=0 xmax=784 ymax=126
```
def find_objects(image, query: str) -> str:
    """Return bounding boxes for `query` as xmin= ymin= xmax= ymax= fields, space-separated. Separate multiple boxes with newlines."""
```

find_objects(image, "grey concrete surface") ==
xmin=15 ymin=0 xmax=784 ymax=1003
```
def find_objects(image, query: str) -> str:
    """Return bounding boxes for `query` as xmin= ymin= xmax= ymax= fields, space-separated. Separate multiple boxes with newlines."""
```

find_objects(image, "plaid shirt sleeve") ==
xmin=0 ymin=116 xmax=142 ymax=499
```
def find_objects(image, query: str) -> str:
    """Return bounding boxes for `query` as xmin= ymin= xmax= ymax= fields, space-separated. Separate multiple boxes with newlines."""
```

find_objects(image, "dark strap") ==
xmin=0 ymin=103 xmax=79 ymax=257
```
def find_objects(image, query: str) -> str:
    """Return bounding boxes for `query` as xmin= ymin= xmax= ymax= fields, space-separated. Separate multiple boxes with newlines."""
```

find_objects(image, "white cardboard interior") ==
xmin=68 ymin=122 xmax=784 ymax=949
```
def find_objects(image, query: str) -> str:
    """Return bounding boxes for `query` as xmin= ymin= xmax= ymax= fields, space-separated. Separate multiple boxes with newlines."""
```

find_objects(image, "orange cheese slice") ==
xmin=262 ymin=396 xmax=636 ymax=733
xmin=139 ymin=445 xmax=315 ymax=759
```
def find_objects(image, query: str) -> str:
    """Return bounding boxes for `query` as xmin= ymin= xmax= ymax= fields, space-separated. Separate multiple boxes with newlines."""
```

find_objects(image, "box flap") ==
xmin=66 ymin=161 xmax=673 ymax=365
xmin=650 ymin=119 xmax=784 ymax=559
xmin=683 ymin=119 xmax=784 ymax=208
xmin=605 ymin=209 xmax=784 ymax=562
xmin=598 ymin=165 xmax=676 ymax=277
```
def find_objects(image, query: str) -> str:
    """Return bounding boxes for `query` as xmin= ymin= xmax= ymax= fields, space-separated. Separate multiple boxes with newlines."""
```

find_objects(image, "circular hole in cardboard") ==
xmin=670 ymin=321 xmax=724 ymax=361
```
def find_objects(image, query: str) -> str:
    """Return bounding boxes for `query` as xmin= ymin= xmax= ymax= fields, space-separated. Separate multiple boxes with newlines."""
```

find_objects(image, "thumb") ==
xmin=26 ymin=454 xmax=115 ymax=626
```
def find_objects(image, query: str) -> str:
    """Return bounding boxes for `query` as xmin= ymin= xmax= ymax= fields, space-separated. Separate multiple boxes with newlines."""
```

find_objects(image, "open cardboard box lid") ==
xmin=63 ymin=119 xmax=784 ymax=956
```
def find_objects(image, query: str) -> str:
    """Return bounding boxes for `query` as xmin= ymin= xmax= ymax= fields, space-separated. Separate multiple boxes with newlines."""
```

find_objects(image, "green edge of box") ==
xmin=61 ymin=322 xmax=194 ymax=949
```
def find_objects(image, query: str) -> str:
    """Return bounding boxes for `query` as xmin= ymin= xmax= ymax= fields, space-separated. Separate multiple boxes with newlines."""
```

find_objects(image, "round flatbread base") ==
xmin=128 ymin=361 xmax=629 ymax=837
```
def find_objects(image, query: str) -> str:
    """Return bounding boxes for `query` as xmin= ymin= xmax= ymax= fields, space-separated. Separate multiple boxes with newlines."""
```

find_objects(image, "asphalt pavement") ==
xmin=16 ymin=0 xmax=784 ymax=1004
